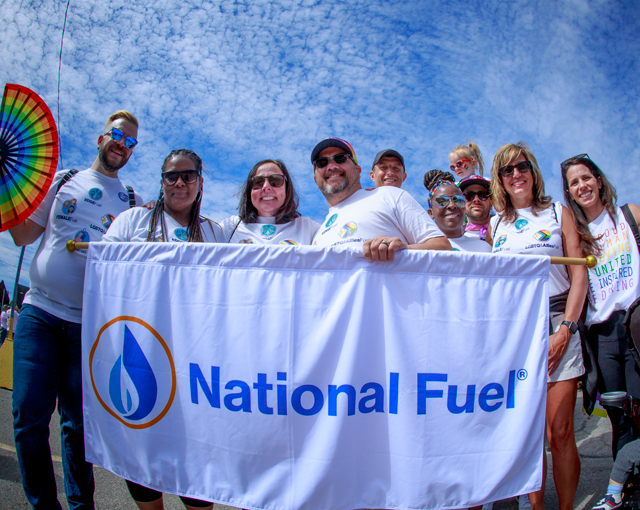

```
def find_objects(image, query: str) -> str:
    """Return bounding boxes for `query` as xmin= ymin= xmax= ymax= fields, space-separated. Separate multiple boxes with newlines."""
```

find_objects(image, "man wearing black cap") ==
xmin=458 ymin=174 xmax=493 ymax=244
xmin=370 ymin=149 xmax=406 ymax=188
xmin=310 ymin=137 xmax=450 ymax=260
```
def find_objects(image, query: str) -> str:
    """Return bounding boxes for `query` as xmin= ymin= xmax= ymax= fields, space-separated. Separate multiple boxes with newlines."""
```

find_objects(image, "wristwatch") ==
xmin=561 ymin=320 xmax=579 ymax=335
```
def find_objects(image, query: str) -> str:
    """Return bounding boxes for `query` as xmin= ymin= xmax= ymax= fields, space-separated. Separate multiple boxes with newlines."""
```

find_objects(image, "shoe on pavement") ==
xmin=591 ymin=493 xmax=623 ymax=510
xmin=518 ymin=495 xmax=531 ymax=509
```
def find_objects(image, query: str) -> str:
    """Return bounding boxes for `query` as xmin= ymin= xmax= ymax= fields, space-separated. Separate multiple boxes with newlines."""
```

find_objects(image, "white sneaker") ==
xmin=518 ymin=495 xmax=531 ymax=509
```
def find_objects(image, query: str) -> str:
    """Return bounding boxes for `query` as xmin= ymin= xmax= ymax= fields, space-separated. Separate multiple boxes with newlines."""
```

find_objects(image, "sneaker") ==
xmin=592 ymin=493 xmax=623 ymax=509
xmin=518 ymin=495 xmax=531 ymax=509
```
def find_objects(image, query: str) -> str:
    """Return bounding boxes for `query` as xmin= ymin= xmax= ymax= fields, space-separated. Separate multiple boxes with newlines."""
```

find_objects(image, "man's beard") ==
xmin=98 ymin=145 xmax=129 ymax=173
xmin=321 ymin=172 xmax=350 ymax=196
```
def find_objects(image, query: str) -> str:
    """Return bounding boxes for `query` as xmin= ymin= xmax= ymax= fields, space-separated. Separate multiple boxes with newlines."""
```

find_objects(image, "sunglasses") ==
xmin=449 ymin=159 xmax=472 ymax=171
xmin=560 ymin=153 xmax=591 ymax=169
xmin=498 ymin=160 xmax=532 ymax=177
xmin=250 ymin=174 xmax=287 ymax=190
xmin=104 ymin=127 xmax=138 ymax=149
xmin=432 ymin=194 xmax=466 ymax=209
xmin=161 ymin=170 xmax=200 ymax=185
xmin=313 ymin=153 xmax=352 ymax=169
xmin=462 ymin=190 xmax=491 ymax=201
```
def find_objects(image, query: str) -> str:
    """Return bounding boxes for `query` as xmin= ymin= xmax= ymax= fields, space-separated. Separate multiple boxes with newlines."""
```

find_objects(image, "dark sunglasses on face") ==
xmin=432 ymin=194 xmax=466 ymax=209
xmin=498 ymin=160 xmax=532 ymax=178
xmin=161 ymin=170 xmax=200 ymax=185
xmin=250 ymin=174 xmax=287 ymax=190
xmin=462 ymin=190 xmax=491 ymax=201
xmin=104 ymin=127 xmax=138 ymax=149
xmin=313 ymin=153 xmax=352 ymax=169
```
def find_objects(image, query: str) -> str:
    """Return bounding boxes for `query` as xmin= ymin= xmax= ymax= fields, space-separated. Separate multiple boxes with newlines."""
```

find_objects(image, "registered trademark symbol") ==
xmin=517 ymin=369 xmax=528 ymax=380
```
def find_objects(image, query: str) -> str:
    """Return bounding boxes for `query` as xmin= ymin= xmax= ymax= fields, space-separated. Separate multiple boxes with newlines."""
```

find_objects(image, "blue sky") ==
xmin=1 ymin=0 xmax=639 ymax=295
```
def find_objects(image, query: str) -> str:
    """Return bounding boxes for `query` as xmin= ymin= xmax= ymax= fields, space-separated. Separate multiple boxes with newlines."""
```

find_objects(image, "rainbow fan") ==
xmin=0 ymin=83 xmax=59 ymax=232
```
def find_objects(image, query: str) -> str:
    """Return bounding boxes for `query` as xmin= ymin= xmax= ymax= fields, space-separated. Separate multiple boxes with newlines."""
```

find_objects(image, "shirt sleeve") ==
xmin=395 ymin=190 xmax=444 ymax=245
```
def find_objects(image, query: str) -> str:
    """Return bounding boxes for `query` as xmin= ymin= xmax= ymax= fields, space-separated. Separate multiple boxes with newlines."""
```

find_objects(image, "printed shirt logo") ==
xmin=339 ymin=222 xmax=357 ymax=239
xmin=515 ymin=219 xmax=528 ymax=230
xmin=534 ymin=230 xmax=551 ymax=241
xmin=89 ymin=188 xmax=103 ymax=200
xmin=102 ymin=214 xmax=115 ymax=229
xmin=118 ymin=191 xmax=128 ymax=202
xmin=240 ymin=239 xmax=254 ymax=244
xmin=62 ymin=199 xmax=77 ymax=214
xmin=281 ymin=240 xmax=297 ymax=245
xmin=89 ymin=317 xmax=176 ymax=429
xmin=74 ymin=229 xmax=90 ymax=242
xmin=325 ymin=214 xmax=338 ymax=228
xmin=261 ymin=224 xmax=276 ymax=237
xmin=174 ymin=228 xmax=188 ymax=241
xmin=494 ymin=235 xmax=507 ymax=248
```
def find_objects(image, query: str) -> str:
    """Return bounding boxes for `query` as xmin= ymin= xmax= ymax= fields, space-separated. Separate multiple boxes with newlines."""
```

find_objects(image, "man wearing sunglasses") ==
xmin=370 ymin=149 xmax=407 ymax=189
xmin=8 ymin=110 xmax=143 ymax=510
xmin=458 ymin=175 xmax=493 ymax=244
xmin=310 ymin=137 xmax=450 ymax=260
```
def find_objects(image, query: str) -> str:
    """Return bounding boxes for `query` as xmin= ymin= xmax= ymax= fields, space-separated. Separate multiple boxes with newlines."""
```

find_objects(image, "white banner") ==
xmin=82 ymin=243 xmax=550 ymax=510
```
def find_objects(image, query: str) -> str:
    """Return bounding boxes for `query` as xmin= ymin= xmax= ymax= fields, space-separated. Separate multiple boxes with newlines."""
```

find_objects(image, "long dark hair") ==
xmin=490 ymin=142 xmax=552 ymax=224
xmin=561 ymin=155 xmax=617 ymax=256
xmin=146 ymin=149 xmax=204 ymax=242
xmin=238 ymin=159 xmax=300 ymax=224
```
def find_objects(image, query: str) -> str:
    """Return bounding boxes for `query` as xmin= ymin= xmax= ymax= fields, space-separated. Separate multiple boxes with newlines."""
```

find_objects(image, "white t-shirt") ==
xmin=24 ymin=168 xmax=143 ymax=323
xmin=1 ymin=311 xmax=9 ymax=330
xmin=313 ymin=187 xmax=443 ymax=248
xmin=220 ymin=215 xmax=319 ymax=245
xmin=103 ymin=207 xmax=223 ymax=243
xmin=491 ymin=202 xmax=569 ymax=297
xmin=448 ymin=234 xmax=492 ymax=253
xmin=585 ymin=206 xmax=640 ymax=326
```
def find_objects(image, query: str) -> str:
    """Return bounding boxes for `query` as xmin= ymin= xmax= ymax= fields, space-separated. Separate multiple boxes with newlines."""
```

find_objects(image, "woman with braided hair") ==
xmin=104 ymin=149 xmax=222 ymax=244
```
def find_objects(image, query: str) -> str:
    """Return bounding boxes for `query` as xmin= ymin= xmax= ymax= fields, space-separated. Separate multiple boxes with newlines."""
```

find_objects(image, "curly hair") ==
xmin=490 ymin=142 xmax=552 ymax=224
xmin=146 ymin=149 xmax=205 ymax=242
xmin=423 ymin=169 xmax=455 ymax=192
xmin=238 ymin=159 xmax=301 ymax=224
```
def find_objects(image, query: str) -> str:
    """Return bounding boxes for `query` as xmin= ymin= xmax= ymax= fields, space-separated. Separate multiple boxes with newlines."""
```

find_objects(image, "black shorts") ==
xmin=125 ymin=479 xmax=212 ymax=507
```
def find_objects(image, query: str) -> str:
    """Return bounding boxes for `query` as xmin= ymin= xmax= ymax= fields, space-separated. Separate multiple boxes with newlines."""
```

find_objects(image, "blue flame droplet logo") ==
xmin=108 ymin=325 xmax=158 ymax=421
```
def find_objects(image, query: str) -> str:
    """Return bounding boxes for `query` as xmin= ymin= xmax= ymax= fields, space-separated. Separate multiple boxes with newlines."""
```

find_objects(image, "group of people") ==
xmin=6 ymin=110 xmax=640 ymax=510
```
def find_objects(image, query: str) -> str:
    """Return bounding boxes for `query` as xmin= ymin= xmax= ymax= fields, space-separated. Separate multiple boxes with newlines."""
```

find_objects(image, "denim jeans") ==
xmin=12 ymin=304 xmax=95 ymax=509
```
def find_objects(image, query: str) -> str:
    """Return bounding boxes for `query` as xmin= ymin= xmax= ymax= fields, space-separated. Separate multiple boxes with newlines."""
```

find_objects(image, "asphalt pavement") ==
xmin=0 ymin=388 xmax=612 ymax=510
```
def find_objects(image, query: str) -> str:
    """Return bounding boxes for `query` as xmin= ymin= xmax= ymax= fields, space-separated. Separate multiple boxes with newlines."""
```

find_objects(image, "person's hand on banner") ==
xmin=548 ymin=327 xmax=571 ymax=375
xmin=364 ymin=236 xmax=407 ymax=261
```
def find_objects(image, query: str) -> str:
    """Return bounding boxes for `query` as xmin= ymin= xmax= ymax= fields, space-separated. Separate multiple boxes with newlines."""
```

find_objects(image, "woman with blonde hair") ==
xmin=448 ymin=142 xmax=486 ymax=181
xmin=487 ymin=142 xmax=587 ymax=510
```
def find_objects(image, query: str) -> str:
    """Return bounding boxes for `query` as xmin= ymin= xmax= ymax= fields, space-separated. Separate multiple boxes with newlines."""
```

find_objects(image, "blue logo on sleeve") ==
xmin=89 ymin=188 xmax=103 ymax=200
xmin=325 ymin=214 xmax=337 ymax=228
xmin=118 ymin=192 xmax=128 ymax=202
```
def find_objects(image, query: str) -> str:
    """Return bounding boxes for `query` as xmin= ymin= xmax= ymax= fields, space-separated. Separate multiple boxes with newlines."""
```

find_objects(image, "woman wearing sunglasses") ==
xmin=222 ymin=159 xmax=319 ymax=244
xmin=561 ymin=156 xmax=640 ymax=467
xmin=104 ymin=149 xmax=222 ymax=244
xmin=426 ymin=180 xmax=491 ymax=253
xmin=103 ymin=149 xmax=217 ymax=510
xmin=448 ymin=142 xmax=486 ymax=182
xmin=487 ymin=143 xmax=587 ymax=510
